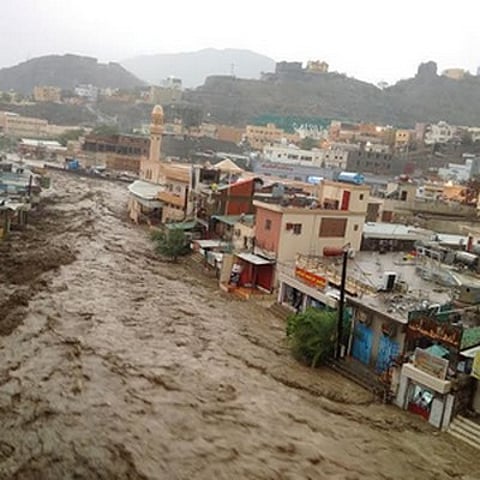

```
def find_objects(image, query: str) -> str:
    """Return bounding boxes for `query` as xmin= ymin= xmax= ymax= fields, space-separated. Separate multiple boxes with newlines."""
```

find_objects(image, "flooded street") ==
xmin=1 ymin=172 xmax=479 ymax=480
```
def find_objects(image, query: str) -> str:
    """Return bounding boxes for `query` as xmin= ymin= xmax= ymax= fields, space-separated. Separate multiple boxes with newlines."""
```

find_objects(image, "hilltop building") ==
xmin=33 ymin=85 xmax=61 ymax=103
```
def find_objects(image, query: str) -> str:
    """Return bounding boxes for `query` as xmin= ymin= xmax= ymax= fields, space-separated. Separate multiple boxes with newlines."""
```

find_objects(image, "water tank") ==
xmin=454 ymin=251 xmax=479 ymax=267
xmin=383 ymin=272 xmax=397 ymax=292
xmin=337 ymin=171 xmax=365 ymax=185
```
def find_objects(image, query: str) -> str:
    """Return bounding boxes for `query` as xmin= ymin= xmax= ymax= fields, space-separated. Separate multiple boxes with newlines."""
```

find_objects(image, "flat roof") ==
xmin=236 ymin=252 xmax=275 ymax=266
xmin=128 ymin=180 xmax=164 ymax=200
xmin=211 ymin=214 xmax=255 ymax=226
xmin=193 ymin=239 xmax=228 ymax=248
xmin=363 ymin=222 xmax=431 ymax=241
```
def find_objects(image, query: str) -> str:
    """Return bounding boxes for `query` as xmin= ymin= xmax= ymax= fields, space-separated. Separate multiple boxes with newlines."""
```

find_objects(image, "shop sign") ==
xmin=407 ymin=317 xmax=462 ymax=349
xmin=413 ymin=348 xmax=449 ymax=380
xmin=295 ymin=267 xmax=327 ymax=290
xmin=472 ymin=351 xmax=480 ymax=380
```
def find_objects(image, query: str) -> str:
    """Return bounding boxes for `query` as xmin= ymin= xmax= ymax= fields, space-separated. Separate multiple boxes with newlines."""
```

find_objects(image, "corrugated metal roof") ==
xmin=236 ymin=252 xmax=275 ymax=265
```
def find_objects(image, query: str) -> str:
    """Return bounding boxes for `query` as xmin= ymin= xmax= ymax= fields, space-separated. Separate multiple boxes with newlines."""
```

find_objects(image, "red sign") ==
xmin=295 ymin=267 xmax=327 ymax=290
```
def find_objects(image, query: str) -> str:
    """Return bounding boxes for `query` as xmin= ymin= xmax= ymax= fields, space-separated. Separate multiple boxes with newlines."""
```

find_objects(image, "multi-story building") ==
xmin=346 ymin=146 xmax=406 ymax=175
xmin=424 ymin=121 xmax=457 ymax=145
xmin=0 ymin=112 xmax=48 ymax=138
xmin=74 ymin=84 xmax=99 ymax=101
xmin=33 ymin=85 xmax=62 ymax=103
xmin=253 ymin=179 xmax=369 ymax=265
xmin=394 ymin=129 xmax=415 ymax=149
xmin=244 ymin=123 xmax=299 ymax=150
xmin=306 ymin=60 xmax=329 ymax=73
xmin=263 ymin=144 xmax=349 ymax=169
xmin=82 ymin=133 xmax=149 ymax=174
xmin=149 ymin=85 xmax=183 ymax=105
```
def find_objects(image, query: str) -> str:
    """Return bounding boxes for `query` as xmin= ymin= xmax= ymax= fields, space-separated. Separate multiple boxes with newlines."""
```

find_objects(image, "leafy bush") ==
xmin=286 ymin=308 xmax=337 ymax=367
xmin=151 ymin=228 xmax=190 ymax=262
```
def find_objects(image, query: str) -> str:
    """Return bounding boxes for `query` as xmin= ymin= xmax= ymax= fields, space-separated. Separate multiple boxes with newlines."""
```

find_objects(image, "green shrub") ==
xmin=286 ymin=308 xmax=337 ymax=367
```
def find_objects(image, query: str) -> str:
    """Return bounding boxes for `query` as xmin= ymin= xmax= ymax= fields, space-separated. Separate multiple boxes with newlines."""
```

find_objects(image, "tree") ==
xmin=151 ymin=228 xmax=190 ymax=262
xmin=299 ymin=136 xmax=318 ymax=150
xmin=286 ymin=308 xmax=337 ymax=367
xmin=92 ymin=124 xmax=119 ymax=136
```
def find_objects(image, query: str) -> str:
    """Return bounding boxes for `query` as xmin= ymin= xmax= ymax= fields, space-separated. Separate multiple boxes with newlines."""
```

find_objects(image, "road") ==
xmin=0 ymin=172 xmax=478 ymax=479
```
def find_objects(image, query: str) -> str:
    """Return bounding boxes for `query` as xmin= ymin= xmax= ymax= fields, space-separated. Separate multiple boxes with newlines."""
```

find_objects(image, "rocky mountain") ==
xmin=0 ymin=54 xmax=145 ymax=94
xmin=122 ymin=48 xmax=275 ymax=88
xmin=185 ymin=61 xmax=480 ymax=127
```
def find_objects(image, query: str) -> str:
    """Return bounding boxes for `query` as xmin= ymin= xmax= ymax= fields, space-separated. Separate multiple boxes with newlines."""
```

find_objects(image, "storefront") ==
xmin=230 ymin=252 xmax=275 ymax=293
xmin=277 ymin=268 xmax=337 ymax=313
xmin=395 ymin=350 xmax=454 ymax=429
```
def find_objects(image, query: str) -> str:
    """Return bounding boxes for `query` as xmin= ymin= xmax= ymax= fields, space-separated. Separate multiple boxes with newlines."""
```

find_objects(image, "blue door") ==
xmin=352 ymin=322 xmax=373 ymax=365
xmin=376 ymin=335 xmax=400 ymax=373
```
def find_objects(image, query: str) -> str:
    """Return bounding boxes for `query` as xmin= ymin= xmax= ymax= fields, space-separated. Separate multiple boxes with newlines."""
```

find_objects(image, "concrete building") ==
xmin=74 ymin=84 xmax=99 ymax=101
xmin=244 ymin=123 xmax=299 ymax=150
xmin=149 ymin=85 xmax=183 ymax=105
xmin=346 ymin=147 xmax=406 ymax=176
xmin=0 ymin=112 xmax=49 ymax=139
xmin=33 ymin=85 xmax=61 ymax=103
xmin=424 ymin=121 xmax=457 ymax=145
xmin=306 ymin=60 xmax=329 ymax=73
xmin=253 ymin=179 xmax=369 ymax=265
xmin=82 ymin=133 xmax=149 ymax=174
xmin=394 ymin=129 xmax=414 ymax=149
xmin=263 ymin=143 xmax=349 ymax=169
xmin=442 ymin=68 xmax=466 ymax=80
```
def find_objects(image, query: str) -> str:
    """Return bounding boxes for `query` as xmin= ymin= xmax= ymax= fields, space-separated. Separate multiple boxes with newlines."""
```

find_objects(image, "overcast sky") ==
xmin=2 ymin=0 xmax=479 ymax=85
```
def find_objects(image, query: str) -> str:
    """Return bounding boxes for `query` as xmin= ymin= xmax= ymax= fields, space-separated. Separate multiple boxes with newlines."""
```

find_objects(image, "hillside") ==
xmin=0 ymin=54 xmax=145 ymax=94
xmin=122 ymin=48 xmax=275 ymax=87
xmin=185 ymin=62 xmax=480 ymax=127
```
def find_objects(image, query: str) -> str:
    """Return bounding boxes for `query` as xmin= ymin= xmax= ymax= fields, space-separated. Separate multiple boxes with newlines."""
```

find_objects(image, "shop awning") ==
xmin=194 ymin=239 xmax=229 ymax=249
xmin=236 ymin=252 xmax=275 ymax=266
xmin=166 ymin=221 xmax=198 ymax=231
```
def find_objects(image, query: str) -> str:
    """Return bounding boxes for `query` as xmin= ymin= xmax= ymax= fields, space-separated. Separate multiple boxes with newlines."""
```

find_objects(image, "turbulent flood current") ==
xmin=0 ymin=172 xmax=479 ymax=479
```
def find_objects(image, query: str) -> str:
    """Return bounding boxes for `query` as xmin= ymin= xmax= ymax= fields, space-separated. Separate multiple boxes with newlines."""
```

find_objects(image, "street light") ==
xmin=323 ymin=243 xmax=351 ymax=359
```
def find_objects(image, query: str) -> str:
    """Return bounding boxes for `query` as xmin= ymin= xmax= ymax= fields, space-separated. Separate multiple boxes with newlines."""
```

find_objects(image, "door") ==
xmin=375 ymin=334 xmax=400 ymax=373
xmin=341 ymin=190 xmax=351 ymax=210
xmin=351 ymin=322 xmax=373 ymax=365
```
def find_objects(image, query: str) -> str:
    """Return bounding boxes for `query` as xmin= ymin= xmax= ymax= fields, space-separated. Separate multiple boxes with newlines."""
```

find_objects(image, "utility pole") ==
xmin=337 ymin=248 xmax=349 ymax=359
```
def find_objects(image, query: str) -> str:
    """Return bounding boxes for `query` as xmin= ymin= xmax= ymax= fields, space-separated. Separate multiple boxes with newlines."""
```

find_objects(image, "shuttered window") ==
xmin=319 ymin=218 xmax=347 ymax=237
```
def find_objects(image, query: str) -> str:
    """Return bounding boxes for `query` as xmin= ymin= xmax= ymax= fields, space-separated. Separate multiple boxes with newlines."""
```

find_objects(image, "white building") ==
xmin=74 ymin=84 xmax=99 ymax=101
xmin=262 ymin=143 xmax=349 ymax=169
xmin=424 ymin=121 xmax=457 ymax=145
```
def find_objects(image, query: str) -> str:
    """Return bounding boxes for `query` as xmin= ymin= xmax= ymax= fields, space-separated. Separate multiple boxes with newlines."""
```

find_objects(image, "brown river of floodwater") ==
xmin=0 ymin=172 xmax=479 ymax=479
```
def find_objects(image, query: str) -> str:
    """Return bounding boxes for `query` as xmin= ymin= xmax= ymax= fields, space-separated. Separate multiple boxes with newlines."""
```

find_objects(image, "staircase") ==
xmin=269 ymin=302 xmax=294 ymax=321
xmin=448 ymin=415 xmax=480 ymax=450
xmin=327 ymin=358 xmax=390 ymax=402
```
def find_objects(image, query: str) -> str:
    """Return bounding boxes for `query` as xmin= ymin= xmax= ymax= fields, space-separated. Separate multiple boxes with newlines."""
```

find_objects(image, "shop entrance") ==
xmin=407 ymin=384 xmax=434 ymax=420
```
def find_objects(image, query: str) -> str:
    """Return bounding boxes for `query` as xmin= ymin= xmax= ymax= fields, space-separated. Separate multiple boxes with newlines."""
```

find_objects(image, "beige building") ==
xmin=442 ymin=68 xmax=466 ymax=80
xmin=134 ymin=105 xmax=193 ymax=224
xmin=254 ymin=180 xmax=369 ymax=265
xmin=306 ymin=60 xmax=329 ymax=73
xmin=394 ymin=129 xmax=414 ymax=149
xmin=0 ymin=112 xmax=48 ymax=138
xmin=33 ymin=85 xmax=62 ymax=103
xmin=149 ymin=85 xmax=183 ymax=105
xmin=244 ymin=123 xmax=299 ymax=150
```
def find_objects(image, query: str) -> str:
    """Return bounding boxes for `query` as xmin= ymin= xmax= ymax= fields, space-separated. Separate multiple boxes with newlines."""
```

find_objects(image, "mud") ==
xmin=0 ymin=172 xmax=479 ymax=479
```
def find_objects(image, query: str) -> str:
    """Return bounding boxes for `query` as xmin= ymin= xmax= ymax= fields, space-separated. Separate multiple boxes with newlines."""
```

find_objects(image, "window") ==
xmin=319 ymin=218 xmax=347 ymax=237
xmin=265 ymin=219 xmax=272 ymax=230
xmin=359 ymin=194 xmax=364 ymax=200
xmin=293 ymin=223 xmax=302 ymax=235
xmin=354 ymin=224 xmax=359 ymax=231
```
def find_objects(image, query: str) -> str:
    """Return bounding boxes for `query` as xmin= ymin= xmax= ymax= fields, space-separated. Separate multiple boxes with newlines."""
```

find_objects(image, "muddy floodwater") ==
xmin=0 ymin=172 xmax=479 ymax=480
